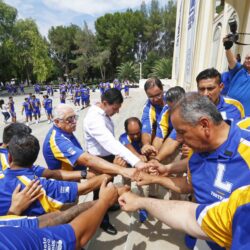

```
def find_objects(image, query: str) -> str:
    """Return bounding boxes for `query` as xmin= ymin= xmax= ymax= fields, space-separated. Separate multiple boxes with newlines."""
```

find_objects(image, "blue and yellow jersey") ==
xmin=43 ymin=98 xmax=52 ymax=110
xmin=0 ymin=168 xmax=78 ymax=216
xmin=119 ymin=132 xmax=142 ymax=154
xmin=141 ymin=100 xmax=164 ymax=135
xmin=0 ymin=224 xmax=76 ymax=249
xmin=196 ymin=185 xmax=250 ymax=249
xmin=188 ymin=122 xmax=250 ymax=204
xmin=237 ymin=117 xmax=250 ymax=130
xmin=0 ymin=146 xmax=45 ymax=176
xmin=43 ymin=125 xmax=85 ymax=171
xmin=155 ymin=105 xmax=173 ymax=139
xmin=217 ymin=95 xmax=245 ymax=122
xmin=22 ymin=101 xmax=32 ymax=113
xmin=81 ymin=87 xmax=90 ymax=98
xmin=0 ymin=215 xmax=38 ymax=228
xmin=31 ymin=98 xmax=41 ymax=111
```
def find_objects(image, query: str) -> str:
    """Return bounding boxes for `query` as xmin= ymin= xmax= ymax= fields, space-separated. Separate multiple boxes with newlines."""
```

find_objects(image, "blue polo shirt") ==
xmin=0 ymin=168 xmax=78 ymax=216
xmin=141 ymin=100 xmax=164 ymax=135
xmin=0 ymin=224 xmax=76 ymax=250
xmin=217 ymin=95 xmax=244 ymax=122
xmin=0 ymin=215 xmax=38 ymax=228
xmin=0 ymin=146 xmax=45 ymax=177
xmin=119 ymin=133 xmax=142 ymax=154
xmin=227 ymin=62 xmax=250 ymax=116
xmin=155 ymin=105 xmax=173 ymax=139
xmin=188 ymin=122 xmax=250 ymax=205
xmin=43 ymin=125 xmax=86 ymax=171
xmin=196 ymin=185 xmax=250 ymax=250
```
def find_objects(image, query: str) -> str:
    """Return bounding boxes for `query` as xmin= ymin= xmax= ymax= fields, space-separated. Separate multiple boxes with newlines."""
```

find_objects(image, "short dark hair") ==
xmin=144 ymin=77 xmax=163 ymax=92
xmin=3 ymin=123 xmax=32 ymax=144
xmin=101 ymin=88 xmax=123 ymax=104
xmin=8 ymin=134 xmax=39 ymax=167
xmin=196 ymin=68 xmax=221 ymax=85
xmin=124 ymin=117 xmax=142 ymax=133
xmin=165 ymin=86 xmax=185 ymax=104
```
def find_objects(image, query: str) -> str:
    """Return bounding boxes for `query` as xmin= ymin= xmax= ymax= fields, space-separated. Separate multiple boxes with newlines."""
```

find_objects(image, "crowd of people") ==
xmin=0 ymin=36 xmax=249 ymax=250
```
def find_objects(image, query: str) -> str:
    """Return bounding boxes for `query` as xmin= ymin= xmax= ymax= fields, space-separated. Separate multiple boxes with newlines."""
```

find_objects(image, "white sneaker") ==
xmin=47 ymin=120 xmax=51 ymax=124
xmin=26 ymin=122 xmax=29 ymax=126
xmin=36 ymin=120 xmax=39 ymax=124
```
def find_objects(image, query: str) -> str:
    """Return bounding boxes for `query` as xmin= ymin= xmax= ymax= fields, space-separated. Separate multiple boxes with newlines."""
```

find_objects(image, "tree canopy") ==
xmin=0 ymin=0 xmax=176 ymax=84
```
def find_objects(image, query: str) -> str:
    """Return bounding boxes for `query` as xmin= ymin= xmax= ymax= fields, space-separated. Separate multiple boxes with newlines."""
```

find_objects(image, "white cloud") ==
xmin=42 ymin=0 xmax=153 ymax=16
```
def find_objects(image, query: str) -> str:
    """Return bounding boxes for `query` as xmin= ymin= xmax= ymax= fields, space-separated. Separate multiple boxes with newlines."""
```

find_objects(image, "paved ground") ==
xmin=0 ymin=87 xmax=188 ymax=250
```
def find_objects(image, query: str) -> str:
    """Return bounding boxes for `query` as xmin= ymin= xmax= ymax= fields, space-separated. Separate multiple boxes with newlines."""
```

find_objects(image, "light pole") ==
xmin=139 ymin=62 xmax=142 ymax=80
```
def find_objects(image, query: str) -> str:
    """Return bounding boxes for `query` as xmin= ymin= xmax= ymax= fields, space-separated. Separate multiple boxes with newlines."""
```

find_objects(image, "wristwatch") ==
xmin=81 ymin=170 xmax=87 ymax=179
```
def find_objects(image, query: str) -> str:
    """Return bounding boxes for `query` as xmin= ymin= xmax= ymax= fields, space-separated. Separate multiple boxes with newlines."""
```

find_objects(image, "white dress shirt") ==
xmin=83 ymin=104 xmax=140 ymax=166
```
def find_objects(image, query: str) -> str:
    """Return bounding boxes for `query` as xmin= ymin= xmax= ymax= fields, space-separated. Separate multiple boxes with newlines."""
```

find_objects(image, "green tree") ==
xmin=117 ymin=62 xmax=139 ymax=82
xmin=150 ymin=58 xmax=172 ymax=78
xmin=48 ymin=24 xmax=80 ymax=76
xmin=13 ymin=19 xmax=53 ymax=83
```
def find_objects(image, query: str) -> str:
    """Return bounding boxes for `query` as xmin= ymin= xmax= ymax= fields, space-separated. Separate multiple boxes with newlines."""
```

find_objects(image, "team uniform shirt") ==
xmin=141 ymin=100 xmax=164 ymax=136
xmin=227 ymin=62 xmax=250 ymax=116
xmin=119 ymin=132 xmax=142 ymax=154
xmin=237 ymin=117 xmax=250 ymax=130
xmin=196 ymin=185 xmax=250 ymax=250
xmin=74 ymin=88 xmax=81 ymax=103
xmin=0 ymin=224 xmax=76 ymax=250
xmin=81 ymin=87 xmax=90 ymax=103
xmin=31 ymin=98 xmax=41 ymax=115
xmin=43 ymin=125 xmax=86 ymax=171
xmin=99 ymin=82 xmax=105 ymax=94
xmin=188 ymin=121 xmax=250 ymax=205
xmin=43 ymin=98 xmax=53 ymax=115
xmin=8 ymin=100 xmax=16 ymax=118
xmin=22 ymin=101 xmax=32 ymax=116
xmin=0 ymin=215 xmax=38 ymax=228
xmin=60 ymin=92 xmax=66 ymax=103
xmin=155 ymin=105 xmax=173 ymax=139
xmin=0 ymin=168 xmax=78 ymax=216
xmin=217 ymin=95 xmax=244 ymax=122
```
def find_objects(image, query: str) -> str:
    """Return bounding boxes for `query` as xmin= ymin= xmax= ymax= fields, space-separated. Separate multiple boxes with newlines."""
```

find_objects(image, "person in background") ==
xmin=0 ymin=99 xmax=10 ymax=124
xmin=8 ymin=96 xmax=16 ymax=123
xmin=21 ymin=97 xmax=33 ymax=126
xmin=42 ymin=95 xmax=53 ymax=124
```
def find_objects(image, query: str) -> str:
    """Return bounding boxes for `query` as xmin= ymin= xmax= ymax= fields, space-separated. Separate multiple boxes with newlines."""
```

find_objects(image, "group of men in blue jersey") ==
xmin=19 ymin=93 xmax=53 ymax=125
xmin=114 ymin=59 xmax=250 ymax=249
xmin=1 ymin=37 xmax=250 ymax=249
xmin=98 ymin=80 xmax=130 ymax=97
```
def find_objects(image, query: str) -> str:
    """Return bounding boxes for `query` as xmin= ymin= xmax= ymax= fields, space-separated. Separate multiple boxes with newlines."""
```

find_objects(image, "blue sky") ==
xmin=4 ymin=0 xmax=168 ymax=37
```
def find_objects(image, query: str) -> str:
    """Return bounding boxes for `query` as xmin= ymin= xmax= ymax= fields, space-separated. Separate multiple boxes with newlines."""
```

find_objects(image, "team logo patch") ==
xmin=67 ymin=147 xmax=76 ymax=155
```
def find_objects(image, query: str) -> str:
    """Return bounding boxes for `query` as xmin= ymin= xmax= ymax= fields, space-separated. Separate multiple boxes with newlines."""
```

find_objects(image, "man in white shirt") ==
xmin=84 ymin=88 xmax=151 ymax=234
xmin=84 ymin=88 xmax=148 ymax=169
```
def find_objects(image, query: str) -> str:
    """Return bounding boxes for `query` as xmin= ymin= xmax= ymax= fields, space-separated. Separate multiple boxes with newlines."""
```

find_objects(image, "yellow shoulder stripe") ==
xmin=49 ymin=130 xmax=73 ymax=171
xmin=238 ymin=138 xmax=250 ymax=168
xmin=17 ymin=176 xmax=63 ymax=213
xmin=224 ymin=97 xmax=245 ymax=118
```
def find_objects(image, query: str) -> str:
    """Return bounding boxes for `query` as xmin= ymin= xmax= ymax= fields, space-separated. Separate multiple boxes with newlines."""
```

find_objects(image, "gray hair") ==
xmin=53 ymin=104 xmax=74 ymax=120
xmin=172 ymin=92 xmax=223 ymax=125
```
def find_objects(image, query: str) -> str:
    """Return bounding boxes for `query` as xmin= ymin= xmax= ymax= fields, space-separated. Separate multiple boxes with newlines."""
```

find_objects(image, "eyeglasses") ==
xmin=59 ymin=115 xmax=79 ymax=124
xmin=148 ymin=92 xmax=163 ymax=100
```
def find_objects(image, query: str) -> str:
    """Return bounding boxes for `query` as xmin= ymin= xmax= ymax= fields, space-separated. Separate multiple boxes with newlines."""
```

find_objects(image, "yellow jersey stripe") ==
xmin=198 ymin=185 xmax=250 ymax=248
xmin=17 ymin=176 xmax=63 ymax=213
xmin=49 ymin=130 xmax=73 ymax=171
xmin=159 ymin=109 xmax=170 ymax=138
xmin=237 ymin=117 xmax=250 ymax=130
xmin=224 ymin=97 xmax=245 ymax=118
xmin=149 ymin=106 xmax=156 ymax=130
xmin=238 ymin=139 xmax=250 ymax=168
xmin=0 ymin=153 xmax=9 ymax=171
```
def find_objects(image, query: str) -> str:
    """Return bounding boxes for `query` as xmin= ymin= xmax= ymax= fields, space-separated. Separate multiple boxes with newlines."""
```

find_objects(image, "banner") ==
xmin=174 ymin=0 xmax=184 ymax=80
xmin=185 ymin=0 xmax=200 ymax=88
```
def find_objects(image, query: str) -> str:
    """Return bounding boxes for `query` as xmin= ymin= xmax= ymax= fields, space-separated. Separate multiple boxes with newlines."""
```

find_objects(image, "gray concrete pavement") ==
xmin=0 ymin=88 xmax=188 ymax=250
